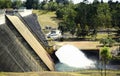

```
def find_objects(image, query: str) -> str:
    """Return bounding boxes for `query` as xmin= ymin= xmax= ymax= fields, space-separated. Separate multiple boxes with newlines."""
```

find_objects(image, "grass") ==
xmin=0 ymin=72 xmax=5 ymax=76
xmin=96 ymin=33 xmax=108 ymax=39
xmin=33 ymin=10 xmax=61 ymax=29
xmin=1 ymin=72 xmax=88 ymax=76
xmin=1 ymin=70 xmax=120 ymax=76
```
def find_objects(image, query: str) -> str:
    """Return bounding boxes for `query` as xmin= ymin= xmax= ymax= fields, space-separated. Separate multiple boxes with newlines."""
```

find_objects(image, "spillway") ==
xmin=0 ymin=12 xmax=54 ymax=72
xmin=6 ymin=15 xmax=54 ymax=71
xmin=55 ymin=45 xmax=95 ymax=71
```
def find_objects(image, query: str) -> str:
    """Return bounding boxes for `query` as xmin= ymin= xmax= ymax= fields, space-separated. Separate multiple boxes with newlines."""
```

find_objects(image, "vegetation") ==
xmin=56 ymin=1 xmax=120 ymax=38
xmin=100 ymin=38 xmax=115 ymax=47
xmin=0 ymin=0 xmax=25 ymax=9
xmin=0 ymin=0 xmax=119 ymax=39
xmin=1 ymin=71 xmax=120 ymax=76
xmin=32 ymin=10 xmax=60 ymax=29
xmin=100 ymin=46 xmax=112 ymax=76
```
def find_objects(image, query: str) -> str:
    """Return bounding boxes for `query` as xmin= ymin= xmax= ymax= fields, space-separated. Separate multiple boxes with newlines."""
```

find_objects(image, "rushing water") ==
xmin=55 ymin=44 xmax=96 ymax=71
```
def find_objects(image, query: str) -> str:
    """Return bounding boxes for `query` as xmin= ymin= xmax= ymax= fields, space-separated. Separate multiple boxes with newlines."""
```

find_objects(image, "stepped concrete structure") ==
xmin=0 ymin=10 xmax=55 ymax=72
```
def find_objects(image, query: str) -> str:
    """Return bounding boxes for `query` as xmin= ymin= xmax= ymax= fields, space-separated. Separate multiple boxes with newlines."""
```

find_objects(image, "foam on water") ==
xmin=55 ymin=44 xmax=95 ymax=69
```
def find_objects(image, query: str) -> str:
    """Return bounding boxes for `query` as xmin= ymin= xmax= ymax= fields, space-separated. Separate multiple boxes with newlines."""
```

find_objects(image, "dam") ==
xmin=0 ymin=9 xmax=54 ymax=72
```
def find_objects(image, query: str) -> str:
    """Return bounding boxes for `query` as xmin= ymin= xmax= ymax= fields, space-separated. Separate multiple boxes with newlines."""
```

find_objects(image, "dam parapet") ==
xmin=0 ymin=9 xmax=5 ymax=25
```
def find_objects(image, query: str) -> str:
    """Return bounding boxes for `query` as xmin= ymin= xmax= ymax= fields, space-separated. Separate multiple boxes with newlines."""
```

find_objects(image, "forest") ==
xmin=0 ymin=0 xmax=120 ymax=39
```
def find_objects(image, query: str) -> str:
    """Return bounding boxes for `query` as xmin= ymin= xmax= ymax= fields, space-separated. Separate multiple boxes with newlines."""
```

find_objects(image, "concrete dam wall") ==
xmin=0 ymin=14 xmax=54 ymax=72
xmin=18 ymin=13 xmax=49 ymax=50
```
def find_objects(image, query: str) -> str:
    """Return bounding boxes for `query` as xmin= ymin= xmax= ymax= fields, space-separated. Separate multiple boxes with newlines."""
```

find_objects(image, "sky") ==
xmin=73 ymin=0 xmax=120 ymax=4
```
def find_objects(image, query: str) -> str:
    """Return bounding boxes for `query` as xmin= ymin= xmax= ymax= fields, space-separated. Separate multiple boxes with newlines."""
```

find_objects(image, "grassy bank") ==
xmin=1 ymin=70 xmax=120 ymax=76
xmin=0 ymin=72 xmax=87 ymax=76
xmin=33 ymin=10 xmax=61 ymax=29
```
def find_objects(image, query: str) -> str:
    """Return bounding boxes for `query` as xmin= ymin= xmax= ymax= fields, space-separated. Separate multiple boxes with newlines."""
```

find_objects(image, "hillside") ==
xmin=33 ymin=10 xmax=61 ymax=29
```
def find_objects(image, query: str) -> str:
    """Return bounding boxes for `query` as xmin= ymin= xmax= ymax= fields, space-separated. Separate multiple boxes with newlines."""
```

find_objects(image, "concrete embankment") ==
xmin=0 ymin=24 xmax=43 ymax=72
xmin=6 ymin=15 xmax=54 ymax=71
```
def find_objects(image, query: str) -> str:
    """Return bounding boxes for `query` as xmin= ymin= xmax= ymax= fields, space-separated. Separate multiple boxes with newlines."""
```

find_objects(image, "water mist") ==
xmin=55 ymin=44 xmax=95 ymax=71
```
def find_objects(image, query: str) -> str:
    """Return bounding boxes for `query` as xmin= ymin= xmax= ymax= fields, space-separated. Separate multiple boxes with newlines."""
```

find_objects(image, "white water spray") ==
xmin=55 ymin=44 xmax=95 ymax=69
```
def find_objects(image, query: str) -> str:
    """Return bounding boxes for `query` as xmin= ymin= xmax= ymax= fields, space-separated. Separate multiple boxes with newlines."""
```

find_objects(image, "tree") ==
xmin=76 ymin=3 xmax=92 ymax=38
xmin=110 ymin=2 xmax=120 ymax=28
xmin=58 ymin=22 xmax=67 ymax=35
xmin=76 ymin=24 xmax=82 ymax=37
xmin=57 ymin=4 xmax=77 ymax=35
xmin=0 ymin=0 xmax=4 ymax=8
xmin=100 ymin=46 xmax=112 ymax=76
xmin=5 ymin=0 xmax=12 ymax=8
xmin=100 ymin=38 xmax=115 ymax=47
xmin=0 ymin=0 xmax=12 ymax=8
xmin=26 ymin=0 xmax=33 ymax=9
xmin=46 ymin=2 xmax=58 ymax=11
xmin=97 ymin=3 xmax=112 ymax=28
xmin=100 ymin=38 xmax=109 ymax=46
xmin=62 ymin=6 xmax=76 ymax=35
xmin=33 ymin=0 xmax=39 ymax=9
xmin=12 ymin=0 xmax=22 ymax=9
xmin=26 ymin=0 xmax=39 ymax=9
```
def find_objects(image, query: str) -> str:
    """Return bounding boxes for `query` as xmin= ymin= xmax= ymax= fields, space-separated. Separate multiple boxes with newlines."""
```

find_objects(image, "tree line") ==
xmin=56 ymin=1 xmax=120 ymax=39
xmin=0 ymin=0 xmax=24 ymax=9
xmin=0 ymin=0 xmax=39 ymax=9
xmin=0 ymin=0 xmax=119 ymax=39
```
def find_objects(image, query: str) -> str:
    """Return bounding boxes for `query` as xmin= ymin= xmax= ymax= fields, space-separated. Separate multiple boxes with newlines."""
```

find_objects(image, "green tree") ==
xmin=33 ymin=0 xmax=39 ymax=9
xmin=100 ymin=38 xmax=109 ymax=46
xmin=100 ymin=46 xmax=112 ymax=76
xmin=87 ymin=3 xmax=99 ymax=39
xmin=0 ymin=0 xmax=4 ymax=8
xmin=76 ymin=3 xmax=92 ymax=38
xmin=5 ymin=0 xmax=12 ymax=8
xmin=26 ymin=0 xmax=33 ymax=9
xmin=56 ymin=6 xmax=65 ymax=18
xmin=57 ymin=4 xmax=77 ymax=35
xmin=76 ymin=24 xmax=82 ymax=37
xmin=42 ymin=3 xmax=49 ymax=10
xmin=0 ymin=0 xmax=12 ymax=8
xmin=58 ymin=22 xmax=67 ymax=35
xmin=26 ymin=0 xmax=39 ymax=9
xmin=12 ymin=0 xmax=22 ymax=9
xmin=45 ymin=2 xmax=58 ymax=11
xmin=100 ymin=38 xmax=115 ymax=47
xmin=64 ymin=6 xmax=76 ymax=35
xmin=76 ymin=3 xmax=87 ymax=28
xmin=111 ymin=2 xmax=120 ymax=29
xmin=97 ymin=3 xmax=112 ymax=28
